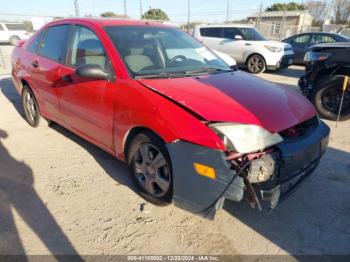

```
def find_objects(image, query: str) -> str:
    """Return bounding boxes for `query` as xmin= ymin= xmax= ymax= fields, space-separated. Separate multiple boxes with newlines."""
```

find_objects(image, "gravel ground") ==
xmin=0 ymin=66 xmax=349 ymax=257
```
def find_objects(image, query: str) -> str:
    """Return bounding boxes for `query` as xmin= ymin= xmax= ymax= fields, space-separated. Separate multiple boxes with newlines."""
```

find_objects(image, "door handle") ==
xmin=62 ymin=75 xmax=73 ymax=83
xmin=31 ymin=61 xmax=39 ymax=68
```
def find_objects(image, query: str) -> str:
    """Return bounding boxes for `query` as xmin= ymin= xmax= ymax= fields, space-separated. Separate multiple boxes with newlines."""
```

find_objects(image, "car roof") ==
xmin=196 ymin=24 xmax=254 ymax=28
xmin=312 ymin=42 xmax=350 ymax=48
xmin=48 ymin=17 xmax=172 ymax=28
xmin=283 ymin=31 xmax=348 ymax=40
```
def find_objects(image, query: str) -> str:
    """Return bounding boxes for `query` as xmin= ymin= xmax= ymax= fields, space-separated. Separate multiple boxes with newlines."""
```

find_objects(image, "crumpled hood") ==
xmin=138 ymin=71 xmax=316 ymax=133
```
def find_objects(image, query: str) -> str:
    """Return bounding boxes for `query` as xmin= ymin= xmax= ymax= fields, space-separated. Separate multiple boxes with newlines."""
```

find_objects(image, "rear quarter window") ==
xmin=27 ymin=31 xmax=43 ymax=54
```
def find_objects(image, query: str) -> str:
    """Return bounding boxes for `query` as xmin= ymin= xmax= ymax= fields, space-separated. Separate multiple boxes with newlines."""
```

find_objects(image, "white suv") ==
xmin=0 ymin=23 xmax=31 ymax=45
xmin=193 ymin=24 xmax=294 ymax=74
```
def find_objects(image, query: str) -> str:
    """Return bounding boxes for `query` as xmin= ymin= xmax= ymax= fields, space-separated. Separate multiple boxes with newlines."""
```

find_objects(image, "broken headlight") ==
xmin=209 ymin=123 xmax=283 ymax=154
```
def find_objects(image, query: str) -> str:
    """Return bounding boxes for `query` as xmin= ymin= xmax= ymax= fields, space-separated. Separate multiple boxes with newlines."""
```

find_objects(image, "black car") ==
xmin=283 ymin=32 xmax=350 ymax=64
xmin=299 ymin=42 xmax=350 ymax=121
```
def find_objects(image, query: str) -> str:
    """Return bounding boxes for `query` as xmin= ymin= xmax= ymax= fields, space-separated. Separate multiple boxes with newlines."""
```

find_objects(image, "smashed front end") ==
xmin=167 ymin=117 xmax=330 ymax=219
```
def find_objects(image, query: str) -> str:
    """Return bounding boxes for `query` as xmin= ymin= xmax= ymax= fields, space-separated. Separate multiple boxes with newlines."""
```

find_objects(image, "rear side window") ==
xmin=27 ymin=31 xmax=43 ymax=54
xmin=0 ymin=24 xmax=4 ymax=31
xmin=5 ymin=23 xmax=25 ymax=31
xmin=39 ymin=25 xmax=70 ymax=62
xmin=200 ymin=28 xmax=222 ymax=38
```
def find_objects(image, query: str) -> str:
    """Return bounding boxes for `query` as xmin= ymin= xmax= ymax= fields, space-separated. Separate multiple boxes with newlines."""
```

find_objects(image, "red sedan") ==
xmin=11 ymin=18 xmax=330 ymax=219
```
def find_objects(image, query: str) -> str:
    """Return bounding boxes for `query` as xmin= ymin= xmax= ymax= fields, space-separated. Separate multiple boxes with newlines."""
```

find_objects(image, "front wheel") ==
xmin=246 ymin=54 xmax=266 ymax=74
xmin=127 ymin=131 xmax=173 ymax=204
xmin=311 ymin=76 xmax=350 ymax=121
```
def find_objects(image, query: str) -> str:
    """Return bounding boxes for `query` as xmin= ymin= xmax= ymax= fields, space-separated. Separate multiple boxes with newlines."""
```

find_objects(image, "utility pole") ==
xmin=187 ymin=0 xmax=191 ymax=33
xmin=257 ymin=1 xmax=263 ymax=30
xmin=124 ymin=0 xmax=127 ymax=17
xmin=140 ymin=0 xmax=143 ymax=19
xmin=226 ymin=0 xmax=230 ymax=23
xmin=74 ymin=0 xmax=79 ymax=17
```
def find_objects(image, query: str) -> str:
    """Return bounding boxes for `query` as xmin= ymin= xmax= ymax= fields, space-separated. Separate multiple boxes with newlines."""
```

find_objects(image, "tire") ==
xmin=9 ymin=35 xmax=20 ymax=46
xmin=311 ymin=75 xmax=350 ymax=121
xmin=246 ymin=54 xmax=266 ymax=74
xmin=21 ymin=85 xmax=50 ymax=128
xmin=127 ymin=131 xmax=173 ymax=204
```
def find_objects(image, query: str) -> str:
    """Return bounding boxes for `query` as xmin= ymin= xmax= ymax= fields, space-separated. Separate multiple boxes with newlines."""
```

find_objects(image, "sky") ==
xmin=1 ymin=0 xmax=305 ymax=23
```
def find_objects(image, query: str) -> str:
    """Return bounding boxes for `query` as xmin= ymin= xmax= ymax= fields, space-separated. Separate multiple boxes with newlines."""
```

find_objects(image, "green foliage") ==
xmin=100 ymin=12 xmax=128 ymax=18
xmin=266 ymin=2 xmax=305 ymax=11
xmin=142 ymin=8 xmax=169 ymax=21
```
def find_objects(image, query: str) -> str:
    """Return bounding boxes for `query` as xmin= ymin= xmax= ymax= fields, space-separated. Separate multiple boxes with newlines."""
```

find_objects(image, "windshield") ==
xmin=238 ymin=27 xmax=266 ymax=41
xmin=105 ymin=25 xmax=231 ymax=78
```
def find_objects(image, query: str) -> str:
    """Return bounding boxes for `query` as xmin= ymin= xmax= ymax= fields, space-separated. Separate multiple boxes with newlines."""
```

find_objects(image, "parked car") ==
xmin=283 ymin=32 xmax=350 ymax=64
xmin=0 ymin=22 xmax=32 ymax=45
xmin=299 ymin=42 xmax=350 ymax=121
xmin=12 ymin=18 xmax=329 ymax=219
xmin=193 ymin=24 xmax=294 ymax=74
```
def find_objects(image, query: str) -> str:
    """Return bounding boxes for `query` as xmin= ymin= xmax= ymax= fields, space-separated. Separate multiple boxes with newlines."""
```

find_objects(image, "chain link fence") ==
xmin=0 ymin=14 xmax=55 ymax=75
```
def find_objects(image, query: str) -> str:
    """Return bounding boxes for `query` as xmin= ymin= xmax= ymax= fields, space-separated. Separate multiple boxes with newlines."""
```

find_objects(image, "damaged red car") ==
xmin=11 ymin=18 xmax=330 ymax=219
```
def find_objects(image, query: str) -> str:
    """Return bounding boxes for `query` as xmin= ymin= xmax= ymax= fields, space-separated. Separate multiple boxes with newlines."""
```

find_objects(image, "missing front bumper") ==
xmin=167 ymin=121 xmax=330 ymax=219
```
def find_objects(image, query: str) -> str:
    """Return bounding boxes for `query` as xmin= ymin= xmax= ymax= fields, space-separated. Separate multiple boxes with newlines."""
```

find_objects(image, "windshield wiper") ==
xmin=135 ymin=72 xmax=187 ymax=79
xmin=185 ymin=67 xmax=233 ymax=76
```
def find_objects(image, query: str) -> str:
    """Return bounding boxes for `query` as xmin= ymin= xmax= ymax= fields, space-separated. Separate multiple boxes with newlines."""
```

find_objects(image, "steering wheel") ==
xmin=168 ymin=55 xmax=187 ymax=66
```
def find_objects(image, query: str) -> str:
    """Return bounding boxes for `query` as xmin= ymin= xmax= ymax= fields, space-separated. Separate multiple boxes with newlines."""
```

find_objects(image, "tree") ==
xmin=100 ymin=11 xmax=128 ymax=18
xmin=266 ymin=2 xmax=305 ymax=11
xmin=332 ymin=0 xmax=350 ymax=24
xmin=305 ymin=0 xmax=328 ymax=23
xmin=142 ymin=8 xmax=169 ymax=21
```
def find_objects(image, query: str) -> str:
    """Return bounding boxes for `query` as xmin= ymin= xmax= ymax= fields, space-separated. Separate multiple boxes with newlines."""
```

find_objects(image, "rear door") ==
xmin=200 ymin=27 xmax=224 ymax=50
xmin=29 ymin=24 xmax=71 ymax=122
xmin=58 ymin=25 xmax=115 ymax=148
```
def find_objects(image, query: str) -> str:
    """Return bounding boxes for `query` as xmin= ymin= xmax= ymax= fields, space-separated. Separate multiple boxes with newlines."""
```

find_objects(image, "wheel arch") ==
xmin=123 ymin=126 xmax=167 ymax=163
xmin=245 ymin=52 xmax=266 ymax=66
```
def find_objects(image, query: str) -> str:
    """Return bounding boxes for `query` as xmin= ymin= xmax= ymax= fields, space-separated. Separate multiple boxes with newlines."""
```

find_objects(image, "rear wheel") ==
xmin=22 ymin=86 xmax=50 ymax=127
xmin=246 ymin=54 xmax=266 ymax=74
xmin=311 ymin=75 xmax=350 ymax=121
xmin=127 ymin=131 xmax=173 ymax=204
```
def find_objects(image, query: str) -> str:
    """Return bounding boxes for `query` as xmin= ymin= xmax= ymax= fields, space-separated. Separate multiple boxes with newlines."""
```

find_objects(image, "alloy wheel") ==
xmin=248 ymin=56 xmax=264 ymax=73
xmin=132 ymin=143 xmax=171 ymax=198
xmin=23 ymin=90 xmax=37 ymax=123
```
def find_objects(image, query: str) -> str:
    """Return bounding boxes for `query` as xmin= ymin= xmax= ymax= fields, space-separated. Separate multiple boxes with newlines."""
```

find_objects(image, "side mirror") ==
xmin=234 ymin=35 xmax=243 ymax=40
xmin=75 ymin=64 xmax=112 ymax=81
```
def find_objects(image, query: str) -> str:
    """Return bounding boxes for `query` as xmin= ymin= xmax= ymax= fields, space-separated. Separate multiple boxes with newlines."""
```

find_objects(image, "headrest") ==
xmin=78 ymin=39 xmax=104 ymax=56
xmin=129 ymin=48 xmax=144 ymax=55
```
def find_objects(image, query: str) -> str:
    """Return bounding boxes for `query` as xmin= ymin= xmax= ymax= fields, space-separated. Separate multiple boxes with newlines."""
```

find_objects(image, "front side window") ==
xmin=311 ymin=34 xmax=336 ymax=44
xmin=238 ymin=27 xmax=266 ymax=41
xmin=0 ymin=24 xmax=4 ymax=31
xmin=39 ymin=25 xmax=70 ymax=62
xmin=106 ymin=26 xmax=230 ymax=78
xmin=223 ymin=28 xmax=241 ymax=39
xmin=68 ymin=26 xmax=109 ymax=70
